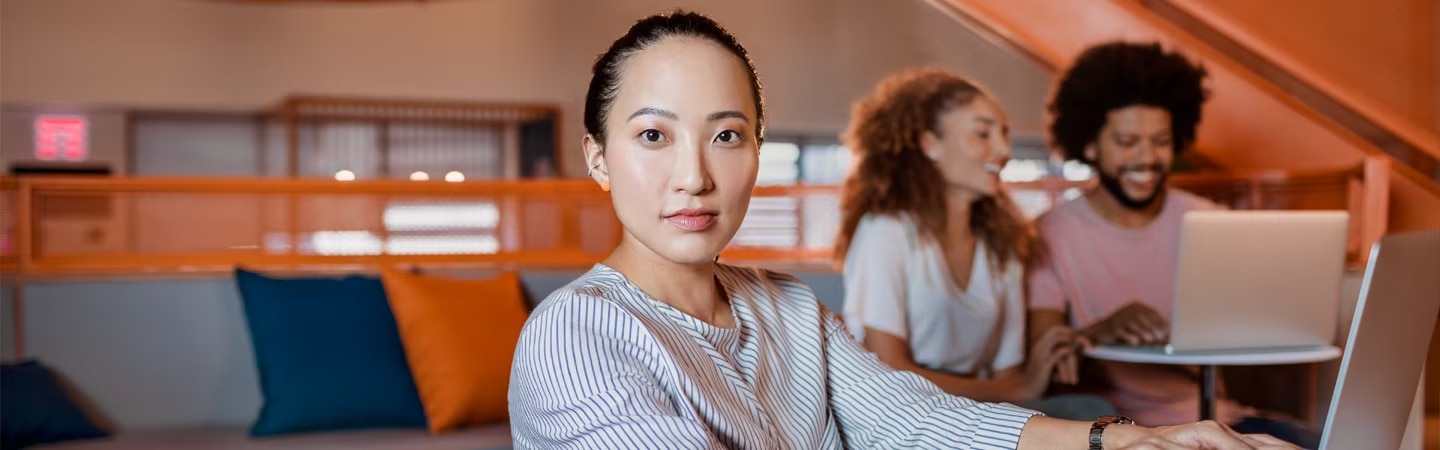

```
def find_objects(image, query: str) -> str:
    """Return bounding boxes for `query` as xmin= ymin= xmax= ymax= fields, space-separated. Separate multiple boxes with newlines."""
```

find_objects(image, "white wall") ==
xmin=131 ymin=115 xmax=265 ymax=177
xmin=0 ymin=0 xmax=1052 ymax=177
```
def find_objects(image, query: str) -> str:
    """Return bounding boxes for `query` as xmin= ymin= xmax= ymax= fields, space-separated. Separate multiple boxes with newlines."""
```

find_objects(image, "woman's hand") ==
xmin=1020 ymin=416 xmax=1297 ymax=449
xmin=1105 ymin=421 xmax=1298 ymax=449
xmin=1023 ymin=326 xmax=1080 ymax=397
xmin=1083 ymin=301 xmax=1169 ymax=346
xmin=1027 ymin=311 xmax=1084 ymax=386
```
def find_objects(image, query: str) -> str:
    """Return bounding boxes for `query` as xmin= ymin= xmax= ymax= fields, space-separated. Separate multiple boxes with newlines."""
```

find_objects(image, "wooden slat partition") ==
xmin=271 ymin=95 xmax=564 ymax=179
xmin=0 ymin=158 xmax=1388 ymax=278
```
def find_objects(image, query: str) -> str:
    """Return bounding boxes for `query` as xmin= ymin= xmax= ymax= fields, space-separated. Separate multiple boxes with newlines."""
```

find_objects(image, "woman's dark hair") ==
xmin=1048 ymin=41 xmax=1209 ymax=162
xmin=583 ymin=10 xmax=765 ymax=146
xmin=835 ymin=68 xmax=1042 ymax=272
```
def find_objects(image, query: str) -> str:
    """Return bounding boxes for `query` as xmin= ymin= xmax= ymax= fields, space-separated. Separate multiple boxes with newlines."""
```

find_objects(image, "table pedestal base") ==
xmin=1200 ymin=365 xmax=1216 ymax=421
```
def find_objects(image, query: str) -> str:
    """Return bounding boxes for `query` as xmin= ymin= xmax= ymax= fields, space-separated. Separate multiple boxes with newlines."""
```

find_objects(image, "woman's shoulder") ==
xmin=717 ymin=264 xmax=831 ymax=316
xmin=527 ymin=266 xmax=650 ymax=334
xmin=850 ymin=213 xmax=924 ymax=251
xmin=856 ymin=212 xmax=919 ymax=236
xmin=718 ymin=263 xmax=810 ymax=292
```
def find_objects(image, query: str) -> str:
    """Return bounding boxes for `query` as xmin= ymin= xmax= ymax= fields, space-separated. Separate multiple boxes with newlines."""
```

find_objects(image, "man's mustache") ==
xmin=1114 ymin=164 xmax=1166 ymax=174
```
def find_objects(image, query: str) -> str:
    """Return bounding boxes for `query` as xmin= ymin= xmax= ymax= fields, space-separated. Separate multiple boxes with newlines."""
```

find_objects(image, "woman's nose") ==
xmin=669 ymin=140 xmax=713 ymax=195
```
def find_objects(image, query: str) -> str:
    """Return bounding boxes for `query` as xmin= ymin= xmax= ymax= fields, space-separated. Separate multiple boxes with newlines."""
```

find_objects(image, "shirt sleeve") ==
xmin=822 ymin=307 xmax=1040 ymax=449
xmin=992 ymin=261 xmax=1028 ymax=373
xmin=841 ymin=215 xmax=912 ymax=341
xmin=508 ymin=294 xmax=726 ymax=450
xmin=1027 ymin=221 xmax=1069 ymax=312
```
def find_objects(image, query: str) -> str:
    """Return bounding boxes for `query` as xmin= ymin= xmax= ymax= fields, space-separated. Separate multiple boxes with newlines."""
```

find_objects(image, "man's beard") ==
xmin=1096 ymin=163 xmax=1168 ymax=211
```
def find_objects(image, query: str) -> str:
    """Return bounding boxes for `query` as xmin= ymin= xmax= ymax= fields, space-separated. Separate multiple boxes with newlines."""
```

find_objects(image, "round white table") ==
xmin=1085 ymin=345 xmax=1342 ymax=421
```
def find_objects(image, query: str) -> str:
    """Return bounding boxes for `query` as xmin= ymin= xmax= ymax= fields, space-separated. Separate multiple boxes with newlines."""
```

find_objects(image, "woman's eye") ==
xmin=977 ymin=131 xmax=991 ymax=140
xmin=715 ymin=130 xmax=742 ymax=144
xmin=640 ymin=129 xmax=665 ymax=144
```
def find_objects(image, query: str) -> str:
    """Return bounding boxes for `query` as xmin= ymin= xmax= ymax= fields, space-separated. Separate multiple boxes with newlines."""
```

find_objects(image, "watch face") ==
xmin=1090 ymin=416 xmax=1134 ymax=450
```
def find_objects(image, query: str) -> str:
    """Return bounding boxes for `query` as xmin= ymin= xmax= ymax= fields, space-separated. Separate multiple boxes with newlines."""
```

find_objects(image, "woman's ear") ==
xmin=583 ymin=134 xmax=610 ymax=192
xmin=919 ymin=130 xmax=942 ymax=161
xmin=1083 ymin=143 xmax=1098 ymax=164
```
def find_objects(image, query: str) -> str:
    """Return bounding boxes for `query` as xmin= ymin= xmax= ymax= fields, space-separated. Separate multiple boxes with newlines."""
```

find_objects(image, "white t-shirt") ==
xmin=842 ymin=214 xmax=1027 ymax=378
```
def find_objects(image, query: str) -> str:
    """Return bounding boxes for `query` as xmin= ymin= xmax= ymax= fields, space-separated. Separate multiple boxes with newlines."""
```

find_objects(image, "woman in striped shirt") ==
xmin=507 ymin=9 xmax=1294 ymax=450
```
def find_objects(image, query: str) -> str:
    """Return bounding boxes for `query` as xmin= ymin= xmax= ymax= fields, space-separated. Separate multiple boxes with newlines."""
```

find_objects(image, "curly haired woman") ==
xmin=835 ymin=68 xmax=1114 ymax=421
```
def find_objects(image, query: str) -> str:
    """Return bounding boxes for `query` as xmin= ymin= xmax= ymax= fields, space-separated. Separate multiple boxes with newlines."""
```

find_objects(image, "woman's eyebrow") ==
xmin=706 ymin=110 xmax=749 ymax=122
xmin=626 ymin=108 xmax=749 ymax=123
xmin=628 ymin=107 xmax=679 ymax=121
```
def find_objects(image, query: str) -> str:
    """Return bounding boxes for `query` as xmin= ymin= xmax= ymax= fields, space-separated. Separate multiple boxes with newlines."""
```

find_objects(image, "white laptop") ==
xmin=1127 ymin=210 xmax=1350 ymax=354
xmin=1319 ymin=229 xmax=1440 ymax=450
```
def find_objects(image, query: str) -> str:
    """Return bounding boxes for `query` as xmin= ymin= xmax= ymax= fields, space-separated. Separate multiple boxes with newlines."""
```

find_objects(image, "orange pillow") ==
xmin=379 ymin=268 xmax=529 ymax=434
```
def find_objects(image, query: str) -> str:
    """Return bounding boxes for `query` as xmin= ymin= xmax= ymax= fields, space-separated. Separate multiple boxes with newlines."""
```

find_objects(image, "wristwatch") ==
xmin=1089 ymin=415 xmax=1135 ymax=450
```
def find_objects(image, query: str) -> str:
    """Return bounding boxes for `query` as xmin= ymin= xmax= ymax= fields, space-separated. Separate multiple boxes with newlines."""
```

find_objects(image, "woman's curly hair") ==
xmin=1049 ymin=41 xmax=1210 ymax=162
xmin=835 ymin=68 xmax=1040 ymax=271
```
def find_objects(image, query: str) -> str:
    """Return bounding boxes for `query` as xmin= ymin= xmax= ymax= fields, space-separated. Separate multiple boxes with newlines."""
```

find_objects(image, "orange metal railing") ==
xmin=2 ymin=177 xmax=616 ymax=276
xmin=0 ymin=177 xmax=16 ymax=274
xmin=0 ymin=158 xmax=1386 ymax=277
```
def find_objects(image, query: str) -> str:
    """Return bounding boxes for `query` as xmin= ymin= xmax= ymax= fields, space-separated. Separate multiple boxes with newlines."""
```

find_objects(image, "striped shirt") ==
xmin=508 ymin=263 xmax=1039 ymax=449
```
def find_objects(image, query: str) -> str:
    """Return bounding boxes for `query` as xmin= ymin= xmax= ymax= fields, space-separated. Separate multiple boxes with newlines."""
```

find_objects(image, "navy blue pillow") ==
xmin=1 ymin=360 xmax=108 ymax=449
xmin=235 ymin=268 xmax=427 ymax=436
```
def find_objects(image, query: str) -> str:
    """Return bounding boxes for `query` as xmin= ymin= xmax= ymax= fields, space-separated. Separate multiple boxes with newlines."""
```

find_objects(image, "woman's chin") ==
xmin=656 ymin=251 xmax=722 ymax=266
xmin=948 ymin=181 xmax=998 ymax=199
xmin=648 ymin=238 xmax=728 ymax=266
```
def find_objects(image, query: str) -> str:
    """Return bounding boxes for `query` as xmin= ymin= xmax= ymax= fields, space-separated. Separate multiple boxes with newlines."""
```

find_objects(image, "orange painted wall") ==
xmin=1175 ymin=0 xmax=1438 ymax=138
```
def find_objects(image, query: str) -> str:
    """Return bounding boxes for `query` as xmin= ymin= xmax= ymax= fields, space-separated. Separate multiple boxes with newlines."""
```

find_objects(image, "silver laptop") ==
xmin=1162 ymin=210 xmax=1350 ymax=354
xmin=1319 ymin=229 xmax=1440 ymax=450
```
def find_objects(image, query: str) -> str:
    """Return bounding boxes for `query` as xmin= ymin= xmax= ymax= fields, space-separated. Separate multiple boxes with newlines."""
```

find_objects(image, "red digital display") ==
xmin=34 ymin=115 xmax=88 ymax=161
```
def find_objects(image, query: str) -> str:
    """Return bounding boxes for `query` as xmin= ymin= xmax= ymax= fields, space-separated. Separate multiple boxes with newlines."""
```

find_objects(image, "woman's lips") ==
xmin=664 ymin=209 xmax=718 ymax=231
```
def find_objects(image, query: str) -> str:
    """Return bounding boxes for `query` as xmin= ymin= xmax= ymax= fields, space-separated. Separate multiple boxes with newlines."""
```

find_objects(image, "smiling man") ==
xmin=1025 ymin=42 xmax=1318 ymax=447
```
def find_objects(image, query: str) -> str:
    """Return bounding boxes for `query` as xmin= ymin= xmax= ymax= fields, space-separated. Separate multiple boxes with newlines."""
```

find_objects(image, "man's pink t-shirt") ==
xmin=1029 ymin=189 xmax=1246 ymax=426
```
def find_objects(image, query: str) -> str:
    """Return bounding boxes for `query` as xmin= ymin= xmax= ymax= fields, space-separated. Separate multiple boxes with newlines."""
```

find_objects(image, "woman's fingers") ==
xmin=1058 ymin=353 xmax=1078 ymax=385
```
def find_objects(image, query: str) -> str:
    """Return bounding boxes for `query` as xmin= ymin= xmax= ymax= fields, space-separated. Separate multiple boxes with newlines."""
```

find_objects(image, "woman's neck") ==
xmin=604 ymin=236 xmax=727 ymax=327
xmin=943 ymin=187 xmax=978 ymax=241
